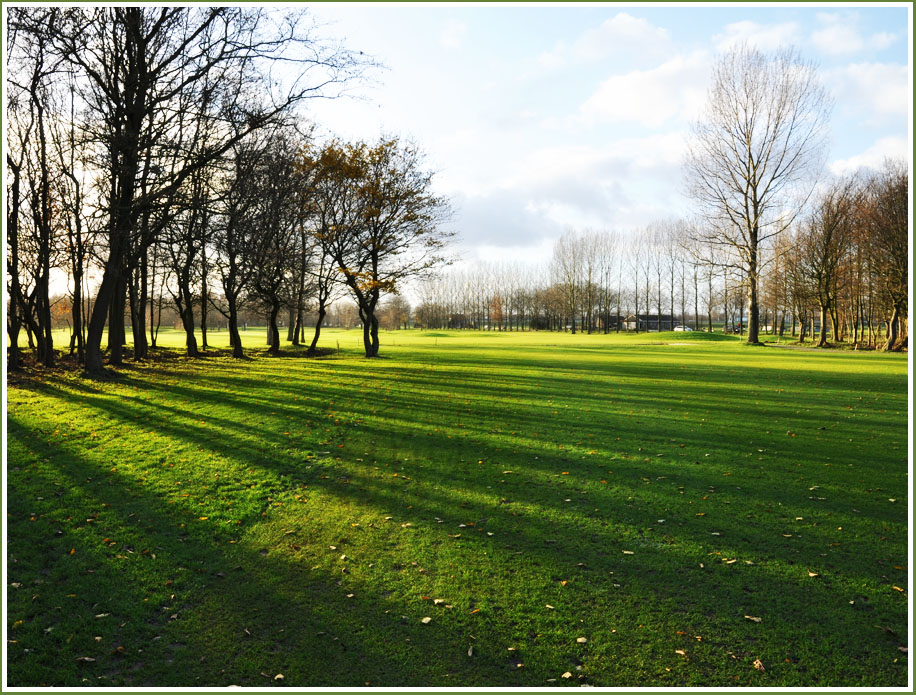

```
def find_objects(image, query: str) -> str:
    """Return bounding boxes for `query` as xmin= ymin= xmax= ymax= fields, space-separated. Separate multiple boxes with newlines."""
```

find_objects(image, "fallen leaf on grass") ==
xmin=808 ymin=570 xmax=819 ymax=577
xmin=545 ymin=604 xmax=555 ymax=610
xmin=562 ymin=672 xmax=573 ymax=679
xmin=744 ymin=615 xmax=762 ymax=623
xmin=898 ymin=646 xmax=907 ymax=654
xmin=75 ymin=657 xmax=96 ymax=663
xmin=753 ymin=658 xmax=765 ymax=671
xmin=421 ymin=617 xmax=432 ymax=624
xmin=433 ymin=599 xmax=446 ymax=606
xmin=468 ymin=645 xmax=474 ymax=656
xmin=892 ymin=586 xmax=904 ymax=592
xmin=675 ymin=649 xmax=686 ymax=656
xmin=622 ymin=550 xmax=634 ymax=555
xmin=576 ymin=637 xmax=587 ymax=644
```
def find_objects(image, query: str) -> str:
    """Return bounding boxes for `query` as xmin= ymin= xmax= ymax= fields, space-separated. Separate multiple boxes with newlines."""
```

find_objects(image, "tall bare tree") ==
xmin=685 ymin=44 xmax=831 ymax=344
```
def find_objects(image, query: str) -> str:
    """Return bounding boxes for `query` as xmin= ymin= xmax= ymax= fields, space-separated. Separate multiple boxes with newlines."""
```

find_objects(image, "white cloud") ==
xmin=440 ymin=19 xmax=467 ymax=49
xmin=811 ymin=13 xmax=899 ymax=55
xmin=714 ymin=20 xmax=801 ymax=52
xmin=443 ymin=129 xmax=695 ymax=254
xmin=829 ymin=136 xmax=910 ymax=175
xmin=832 ymin=62 xmax=909 ymax=122
xmin=538 ymin=13 xmax=671 ymax=68
xmin=578 ymin=51 xmax=709 ymax=127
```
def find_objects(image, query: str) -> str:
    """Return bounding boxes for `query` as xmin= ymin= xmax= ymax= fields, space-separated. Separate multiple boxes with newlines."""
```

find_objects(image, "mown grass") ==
xmin=5 ymin=329 xmax=909 ymax=687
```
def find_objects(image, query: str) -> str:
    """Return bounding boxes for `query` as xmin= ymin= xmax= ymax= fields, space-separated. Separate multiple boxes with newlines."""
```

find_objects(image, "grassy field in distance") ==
xmin=6 ymin=329 xmax=908 ymax=686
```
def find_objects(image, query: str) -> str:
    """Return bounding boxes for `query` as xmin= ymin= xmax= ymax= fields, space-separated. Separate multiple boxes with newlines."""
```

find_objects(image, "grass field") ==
xmin=5 ymin=329 xmax=909 ymax=686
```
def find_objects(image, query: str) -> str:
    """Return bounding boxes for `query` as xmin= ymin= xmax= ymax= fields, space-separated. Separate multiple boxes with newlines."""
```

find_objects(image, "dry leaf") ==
xmin=808 ymin=570 xmax=819 ymax=577
xmin=545 ymin=604 xmax=555 ymax=610
xmin=433 ymin=598 xmax=446 ymax=606
xmin=892 ymin=586 xmax=904 ymax=592
xmin=744 ymin=615 xmax=762 ymax=623
xmin=560 ymin=580 xmax=567 ymax=586
xmin=468 ymin=645 xmax=474 ymax=656
xmin=421 ymin=617 xmax=432 ymax=624
xmin=622 ymin=550 xmax=634 ymax=555
xmin=675 ymin=649 xmax=686 ymax=656
xmin=576 ymin=636 xmax=587 ymax=644
xmin=75 ymin=656 xmax=96 ymax=663
xmin=753 ymin=658 xmax=765 ymax=671
xmin=898 ymin=646 xmax=907 ymax=654
xmin=562 ymin=672 xmax=573 ymax=679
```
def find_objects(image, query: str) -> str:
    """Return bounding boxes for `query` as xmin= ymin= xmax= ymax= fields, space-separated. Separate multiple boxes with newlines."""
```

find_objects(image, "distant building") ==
xmin=623 ymin=314 xmax=677 ymax=331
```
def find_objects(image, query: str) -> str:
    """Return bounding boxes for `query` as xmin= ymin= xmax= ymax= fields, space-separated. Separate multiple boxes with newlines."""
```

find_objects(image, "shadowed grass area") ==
xmin=5 ymin=329 xmax=908 ymax=686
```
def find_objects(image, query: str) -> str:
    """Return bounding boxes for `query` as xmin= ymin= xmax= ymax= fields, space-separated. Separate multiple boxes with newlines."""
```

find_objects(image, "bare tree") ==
xmin=685 ymin=44 xmax=831 ymax=344
xmin=861 ymin=160 xmax=908 ymax=350
xmin=32 ymin=7 xmax=370 ymax=376
xmin=550 ymin=229 xmax=585 ymax=333
xmin=800 ymin=177 xmax=857 ymax=347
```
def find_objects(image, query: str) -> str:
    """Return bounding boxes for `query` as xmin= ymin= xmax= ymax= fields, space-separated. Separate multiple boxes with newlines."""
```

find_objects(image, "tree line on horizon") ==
xmin=412 ymin=158 xmax=906 ymax=351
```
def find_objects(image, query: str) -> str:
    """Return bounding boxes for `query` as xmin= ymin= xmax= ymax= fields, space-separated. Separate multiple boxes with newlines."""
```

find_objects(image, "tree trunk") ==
xmin=308 ymin=307 xmax=327 ymax=355
xmin=200 ymin=250 xmax=209 ymax=350
xmin=6 ymin=155 xmax=22 ymax=370
xmin=817 ymin=305 xmax=829 ymax=347
xmin=286 ymin=305 xmax=296 ymax=342
xmin=85 ymin=260 xmax=120 ymax=376
xmin=176 ymin=283 xmax=200 ymax=357
xmin=107 ymin=273 xmax=127 ymax=366
xmin=267 ymin=302 xmax=281 ymax=354
xmin=882 ymin=304 xmax=900 ymax=351
xmin=128 ymin=270 xmax=147 ymax=360
xmin=134 ymin=248 xmax=148 ymax=359
xmin=227 ymin=295 xmax=244 ymax=358
xmin=746 ymin=264 xmax=760 ymax=343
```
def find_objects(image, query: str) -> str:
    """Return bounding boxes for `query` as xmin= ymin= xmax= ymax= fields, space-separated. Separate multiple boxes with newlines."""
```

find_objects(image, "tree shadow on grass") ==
xmin=10 ymin=348 xmax=906 ymax=686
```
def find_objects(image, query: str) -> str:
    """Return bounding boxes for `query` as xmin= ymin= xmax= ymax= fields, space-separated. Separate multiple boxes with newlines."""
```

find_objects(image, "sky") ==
xmin=300 ymin=2 xmax=912 ymax=269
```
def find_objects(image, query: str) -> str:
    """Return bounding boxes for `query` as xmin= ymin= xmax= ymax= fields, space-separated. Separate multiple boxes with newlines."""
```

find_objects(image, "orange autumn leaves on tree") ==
xmin=298 ymin=136 xmax=452 ymax=357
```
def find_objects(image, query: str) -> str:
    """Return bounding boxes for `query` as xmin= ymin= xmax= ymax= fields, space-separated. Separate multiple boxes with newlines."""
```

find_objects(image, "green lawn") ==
xmin=6 ymin=329 xmax=909 ymax=686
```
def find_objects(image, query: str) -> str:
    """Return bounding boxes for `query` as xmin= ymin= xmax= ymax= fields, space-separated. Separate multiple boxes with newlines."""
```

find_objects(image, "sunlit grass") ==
xmin=6 ymin=330 xmax=908 ymax=686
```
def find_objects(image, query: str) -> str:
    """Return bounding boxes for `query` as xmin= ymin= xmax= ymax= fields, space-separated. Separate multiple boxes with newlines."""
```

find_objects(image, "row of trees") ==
xmin=411 ymin=158 xmax=905 ymax=352
xmin=6 ymin=7 xmax=452 ymax=375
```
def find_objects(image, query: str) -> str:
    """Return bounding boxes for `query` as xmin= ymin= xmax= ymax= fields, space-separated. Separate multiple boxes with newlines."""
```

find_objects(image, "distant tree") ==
xmin=800 ymin=177 xmax=857 ymax=347
xmin=861 ymin=160 xmax=908 ymax=350
xmin=551 ymin=229 xmax=585 ymax=333
xmin=685 ymin=44 xmax=831 ymax=344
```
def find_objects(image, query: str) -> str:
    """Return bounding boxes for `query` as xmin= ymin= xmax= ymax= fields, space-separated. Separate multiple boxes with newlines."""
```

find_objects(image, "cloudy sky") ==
xmin=302 ymin=3 xmax=911 ymax=267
